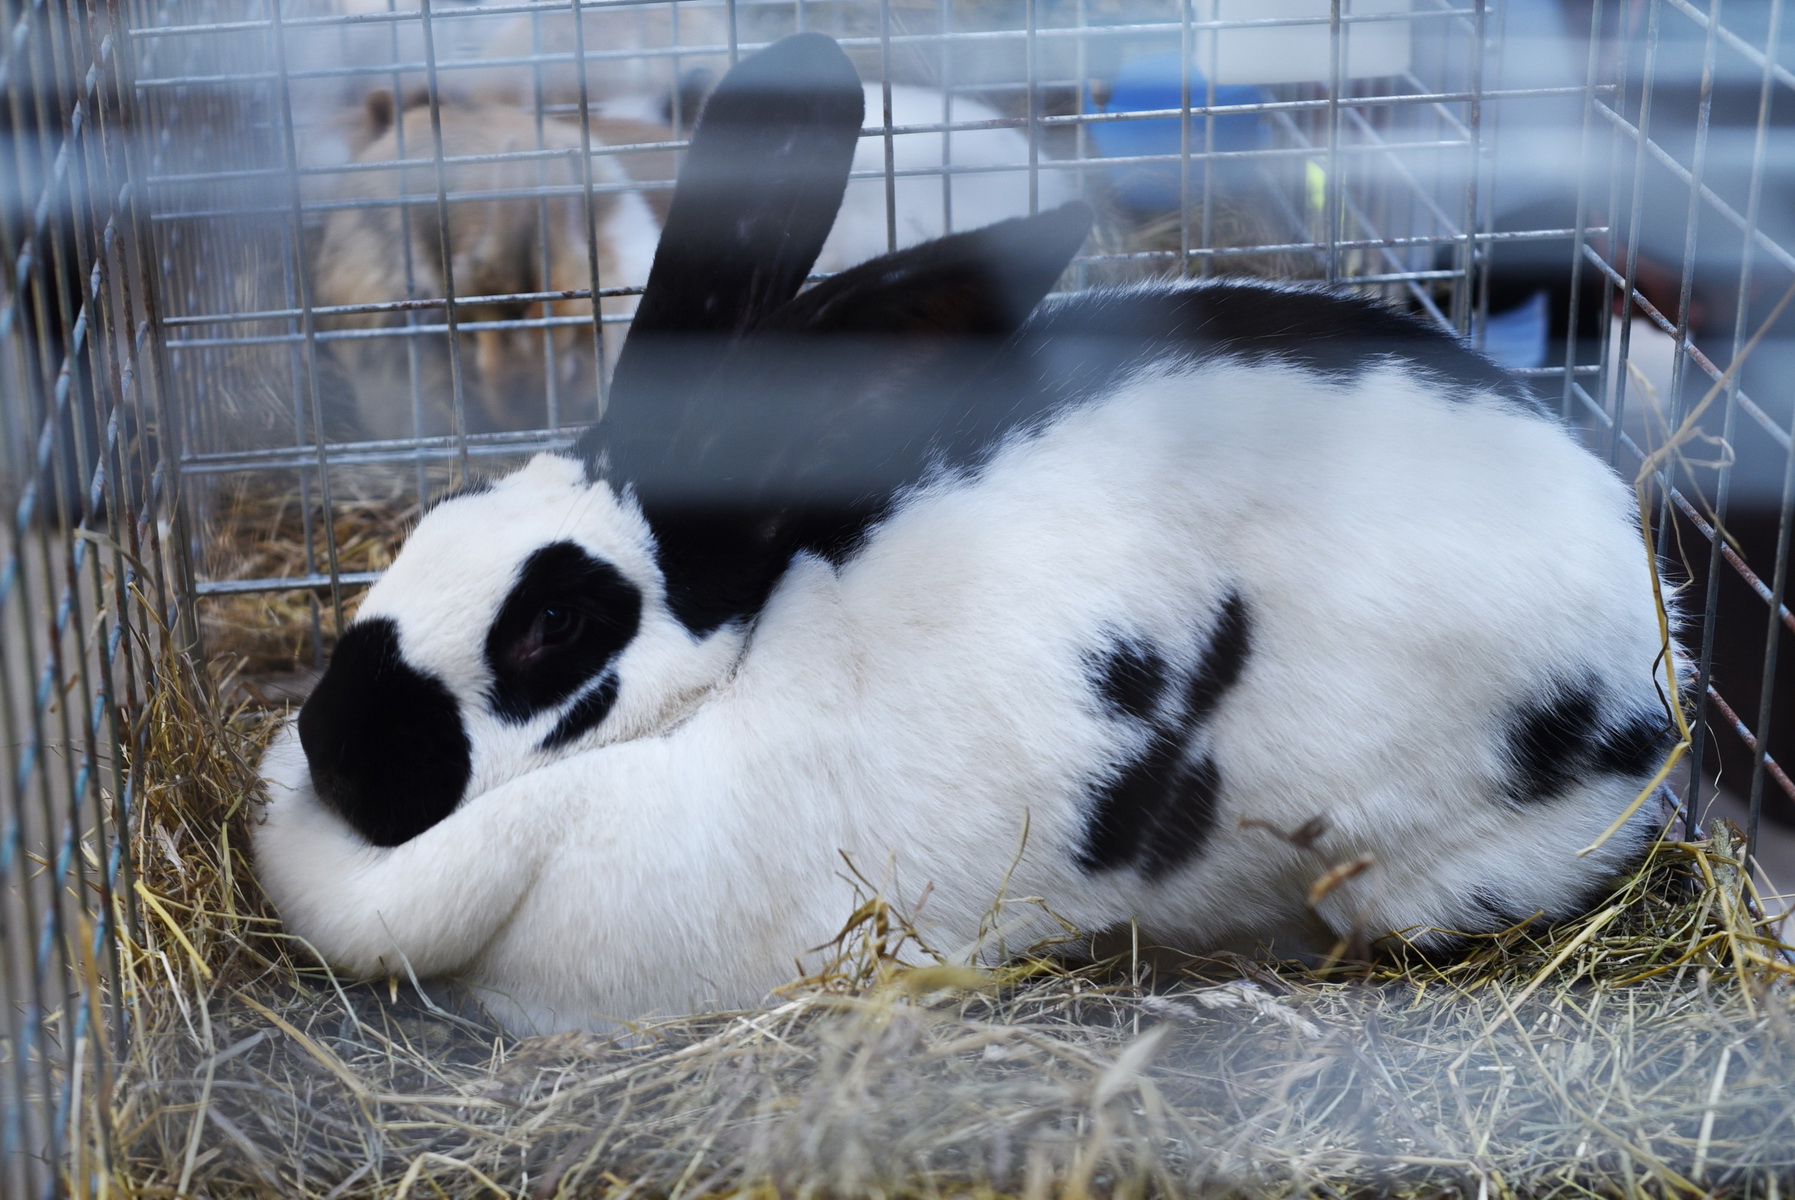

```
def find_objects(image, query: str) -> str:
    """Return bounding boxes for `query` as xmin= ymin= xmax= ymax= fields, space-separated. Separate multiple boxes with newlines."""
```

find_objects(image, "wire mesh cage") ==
xmin=147 ymin=0 xmax=1510 ymax=681
xmin=2 ymin=0 xmax=1792 ymax=1193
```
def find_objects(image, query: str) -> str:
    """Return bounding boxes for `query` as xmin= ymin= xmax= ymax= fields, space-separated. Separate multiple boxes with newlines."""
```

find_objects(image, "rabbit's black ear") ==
xmin=759 ymin=202 xmax=1094 ymax=338
xmin=619 ymin=34 xmax=863 ymax=346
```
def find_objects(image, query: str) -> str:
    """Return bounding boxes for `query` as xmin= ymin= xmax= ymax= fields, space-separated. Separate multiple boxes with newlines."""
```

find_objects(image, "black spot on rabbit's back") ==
xmin=1501 ymin=680 xmax=1674 ymax=807
xmin=299 ymin=618 xmax=472 ymax=848
xmin=486 ymin=542 xmax=643 ymax=724
xmin=1078 ymin=593 xmax=1254 ymax=880
xmin=1092 ymin=641 xmax=1169 ymax=722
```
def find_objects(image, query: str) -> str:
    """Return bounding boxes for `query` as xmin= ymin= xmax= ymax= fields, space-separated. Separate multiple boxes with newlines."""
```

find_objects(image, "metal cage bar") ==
xmin=4 ymin=0 xmax=1795 ymax=1188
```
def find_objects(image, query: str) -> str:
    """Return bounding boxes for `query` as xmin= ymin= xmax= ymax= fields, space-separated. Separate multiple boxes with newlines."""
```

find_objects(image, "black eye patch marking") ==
xmin=1078 ymin=591 xmax=1254 ymax=880
xmin=540 ymin=674 xmax=622 ymax=752
xmin=485 ymin=542 xmax=643 ymax=725
xmin=299 ymin=617 xmax=472 ymax=847
xmin=1502 ymin=679 xmax=1675 ymax=807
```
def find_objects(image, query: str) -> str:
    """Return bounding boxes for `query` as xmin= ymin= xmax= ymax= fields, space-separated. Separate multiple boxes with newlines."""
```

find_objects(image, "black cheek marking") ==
xmin=298 ymin=618 xmax=472 ymax=848
xmin=1505 ymin=684 xmax=1600 ymax=806
xmin=1077 ymin=591 xmax=1254 ymax=879
xmin=486 ymin=542 xmax=643 ymax=723
xmin=541 ymin=674 xmax=622 ymax=751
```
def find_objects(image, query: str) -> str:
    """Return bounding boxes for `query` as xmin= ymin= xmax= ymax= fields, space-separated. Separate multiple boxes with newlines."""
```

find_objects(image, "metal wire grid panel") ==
xmin=1567 ymin=0 xmax=1795 ymax=848
xmin=139 ymin=0 xmax=1498 ymax=623
xmin=2 ymin=0 xmax=1792 ymax=1191
xmin=1 ymin=0 xmax=185 ymax=1193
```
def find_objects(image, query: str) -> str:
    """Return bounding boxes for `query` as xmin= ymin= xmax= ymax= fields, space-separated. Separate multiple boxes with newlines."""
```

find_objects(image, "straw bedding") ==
xmin=97 ymin=626 xmax=1795 ymax=1199
xmin=194 ymin=467 xmax=429 ymax=685
xmin=103 ymin=210 xmax=1795 ymax=1200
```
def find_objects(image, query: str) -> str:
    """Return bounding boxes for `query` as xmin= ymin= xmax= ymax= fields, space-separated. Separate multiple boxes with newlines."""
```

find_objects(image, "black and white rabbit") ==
xmin=255 ymin=34 xmax=1680 ymax=1035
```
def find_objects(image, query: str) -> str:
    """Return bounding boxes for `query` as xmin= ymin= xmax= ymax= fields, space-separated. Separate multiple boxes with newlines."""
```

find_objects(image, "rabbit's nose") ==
xmin=298 ymin=617 xmax=473 ymax=847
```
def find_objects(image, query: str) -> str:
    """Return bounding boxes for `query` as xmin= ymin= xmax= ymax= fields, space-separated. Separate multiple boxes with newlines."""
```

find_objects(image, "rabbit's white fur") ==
xmin=255 ymin=335 xmax=1669 ymax=1034
xmin=816 ymin=84 xmax=1078 ymax=274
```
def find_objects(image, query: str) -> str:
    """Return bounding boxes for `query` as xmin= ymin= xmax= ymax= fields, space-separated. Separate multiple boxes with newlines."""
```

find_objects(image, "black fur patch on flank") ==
xmin=486 ymin=542 xmax=643 ymax=724
xmin=1593 ymin=709 xmax=1676 ymax=779
xmin=299 ymin=618 xmax=472 ymax=847
xmin=1502 ymin=680 xmax=1675 ymax=807
xmin=1078 ymin=695 xmax=1191 ymax=875
xmin=1507 ymin=684 xmax=1601 ymax=806
xmin=1094 ymin=643 xmax=1168 ymax=723
xmin=1079 ymin=593 xmax=1254 ymax=880
xmin=541 ymin=674 xmax=622 ymax=751
xmin=1182 ymin=592 xmax=1253 ymax=723
xmin=1139 ymin=753 xmax=1222 ymax=879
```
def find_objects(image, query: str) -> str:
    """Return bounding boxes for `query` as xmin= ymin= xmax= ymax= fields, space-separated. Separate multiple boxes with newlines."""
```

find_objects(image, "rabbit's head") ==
xmin=297 ymin=450 xmax=746 ymax=846
xmin=294 ymin=34 xmax=1093 ymax=848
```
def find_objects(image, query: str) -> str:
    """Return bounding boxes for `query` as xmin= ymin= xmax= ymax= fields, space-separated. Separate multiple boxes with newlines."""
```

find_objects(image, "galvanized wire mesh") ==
xmin=145 ymin=0 xmax=1501 ymax=646
xmin=2 ymin=0 xmax=1792 ymax=1192
xmin=1 ymin=0 xmax=185 ymax=1193
xmin=1565 ymin=0 xmax=1795 ymax=846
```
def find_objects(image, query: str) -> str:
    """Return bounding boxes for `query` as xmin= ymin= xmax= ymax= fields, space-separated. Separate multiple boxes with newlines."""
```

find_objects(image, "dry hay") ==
xmin=86 ymin=634 xmax=1795 ymax=1200
xmin=195 ymin=466 xmax=445 ymax=686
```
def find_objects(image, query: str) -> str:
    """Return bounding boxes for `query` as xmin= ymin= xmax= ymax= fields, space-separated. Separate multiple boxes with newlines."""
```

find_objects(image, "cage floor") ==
xmin=99 ymin=649 xmax=1795 ymax=1198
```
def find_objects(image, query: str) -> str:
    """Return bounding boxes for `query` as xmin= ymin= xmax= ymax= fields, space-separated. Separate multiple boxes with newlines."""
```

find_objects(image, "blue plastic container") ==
xmin=1087 ymin=54 xmax=1266 ymax=212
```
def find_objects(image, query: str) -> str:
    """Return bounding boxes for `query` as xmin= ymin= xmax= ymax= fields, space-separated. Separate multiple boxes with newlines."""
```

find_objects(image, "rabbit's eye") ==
xmin=485 ymin=541 xmax=642 ymax=724
xmin=535 ymin=605 xmax=584 ymax=648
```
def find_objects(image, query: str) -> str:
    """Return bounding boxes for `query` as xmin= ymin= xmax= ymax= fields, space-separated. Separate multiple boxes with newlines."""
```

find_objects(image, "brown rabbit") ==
xmin=285 ymin=0 xmax=725 ymax=171
xmin=312 ymin=89 xmax=672 ymax=439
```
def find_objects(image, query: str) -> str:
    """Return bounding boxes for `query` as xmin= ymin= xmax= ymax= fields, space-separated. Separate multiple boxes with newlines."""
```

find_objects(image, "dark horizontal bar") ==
xmin=181 ymin=428 xmax=576 ymax=474
xmin=196 ymin=571 xmax=381 ymax=596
